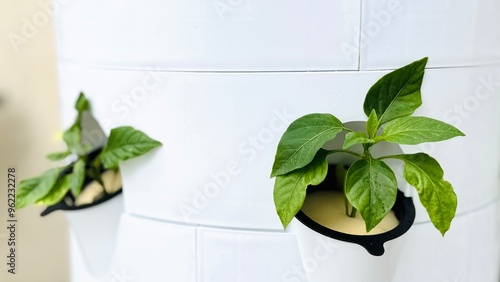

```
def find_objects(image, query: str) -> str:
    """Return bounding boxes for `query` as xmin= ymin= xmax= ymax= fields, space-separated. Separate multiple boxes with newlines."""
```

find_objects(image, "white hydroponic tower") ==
xmin=54 ymin=1 xmax=500 ymax=281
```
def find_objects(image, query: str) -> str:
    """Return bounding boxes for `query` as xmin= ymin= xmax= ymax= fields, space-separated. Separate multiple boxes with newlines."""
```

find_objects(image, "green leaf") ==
xmin=63 ymin=122 xmax=82 ymax=152
xmin=343 ymin=131 xmax=373 ymax=149
xmin=99 ymin=126 xmax=162 ymax=169
xmin=62 ymin=93 xmax=91 ymax=153
xmin=390 ymin=153 xmax=457 ymax=235
xmin=366 ymin=109 xmax=379 ymax=138
xmin=46 ymin=150 xmax=72 ymax=161
xmin=364 ymin=57 xmax=428 ymax=126
xmin=380 ymin=116 xmax=465 ymax=145
xmin=70 ymin=159 xmax=86 ymax=197
xmin=75 ymin=92 xmax=90 ymax=112
xmin=345 ymin=158 xmax=398 ymax=232
xmin=36 ymin=174 xmax=71 ymax=206
xmin=16 ymin=168 xmax=62 ymax=209
xmin=271 ymin=113 xmax=344 ymax=177
xmin=274 ymin=149 xmax=330 ymax=229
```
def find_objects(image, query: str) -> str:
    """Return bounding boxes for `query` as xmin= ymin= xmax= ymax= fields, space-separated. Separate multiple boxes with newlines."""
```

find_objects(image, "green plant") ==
xmin=271 ymin=57 xmax=464 ymax=235
xmin=16 ymin=93 xmax=162 ymax=210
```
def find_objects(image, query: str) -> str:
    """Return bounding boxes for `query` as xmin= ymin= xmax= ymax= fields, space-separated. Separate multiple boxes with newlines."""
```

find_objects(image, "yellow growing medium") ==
xmin=301 ymin=191 xmax=399 ymax=235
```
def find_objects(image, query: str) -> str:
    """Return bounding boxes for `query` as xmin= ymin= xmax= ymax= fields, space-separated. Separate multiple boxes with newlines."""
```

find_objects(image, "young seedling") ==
xmin=271 ymin=57 xmax=464 ymax=235
xmin=16 ymin=93 xmax=162 ymax=210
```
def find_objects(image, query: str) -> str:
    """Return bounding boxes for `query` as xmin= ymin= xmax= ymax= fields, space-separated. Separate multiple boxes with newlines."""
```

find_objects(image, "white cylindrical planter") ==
xmin=391 ymin=197 xmax=500 ymax=282
xmin=53 ymin=1 xmax=500 ymax=71
xmin=65 ymin=194 xmax=123 ymax=278
xmin=57 ymin=66 xmax=500 ymax=227
xmin=291 ymin=179 xmax=415 ymax=282
xmin=360 ymin=1 xmax=500 ymax=69
xmin=293 ymin=219 xmax=406 ymax=282
xmin=56 ymin=65 xmax=500 ymax=280
xmin=53 ymin=1 xmax=500 ymax=281
xmin=54 ymin=0 xmax=361 ymax=71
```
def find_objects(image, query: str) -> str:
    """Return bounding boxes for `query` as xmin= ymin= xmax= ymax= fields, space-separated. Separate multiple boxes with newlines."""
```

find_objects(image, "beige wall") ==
xmin=0 ymin=1 xmax=70 ymax=281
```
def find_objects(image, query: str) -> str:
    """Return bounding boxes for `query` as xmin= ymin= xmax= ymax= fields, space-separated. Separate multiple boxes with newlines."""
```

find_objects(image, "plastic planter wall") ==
xmin=54 ymin=1 xmax=500 ymax=281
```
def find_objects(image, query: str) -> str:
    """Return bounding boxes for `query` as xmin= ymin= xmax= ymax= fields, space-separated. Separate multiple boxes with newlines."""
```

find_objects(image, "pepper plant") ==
xmin=16 ymin=93 xmax=162 ymax=209
xmin=271 ymin=57 xmax=464 ymax=235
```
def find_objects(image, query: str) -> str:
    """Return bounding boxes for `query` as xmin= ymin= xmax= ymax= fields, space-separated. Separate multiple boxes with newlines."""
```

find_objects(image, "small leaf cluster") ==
xmin=16 ymin=93 xmax=162 ymax=210
xmin=271 ymin=58 xmax=464 ymax=235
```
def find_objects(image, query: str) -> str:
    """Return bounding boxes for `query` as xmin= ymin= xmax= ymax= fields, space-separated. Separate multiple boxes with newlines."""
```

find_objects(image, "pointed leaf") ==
xmin=99 ymin=126 xmax=162 ymax=169
xmin=274 ymin=149 xmax=330 ymax=229
xmin=16 ymin=168 xmax=62 ymax=209
xmin=343 ymin=131 xmax=372 ymax=149
xmin=390 ymin=153 xmax=457 ymax=235
xmin=46 ymin=150 xmax=72 ymax=161
xmin=271 ymin=113 xmax=344 ymax=177
xmin=63 ymin=93 xmax=91 ymax=153
xmin=380 ymin=116 xmax=465 ymax=145
xmin=36 ymin=174 xmax=71 ymax=206
xmin=345 ymin=158 xmax=398 ymax=232
xmin=70 ymin=159 xmax=86 ymax=197
xmin=364 ymin=57 xmax=428 ymax=125
xmin=366 ymin=109 xmax=379 ymax=138
xmin=75 ymin=92 xmax=90 ymax=112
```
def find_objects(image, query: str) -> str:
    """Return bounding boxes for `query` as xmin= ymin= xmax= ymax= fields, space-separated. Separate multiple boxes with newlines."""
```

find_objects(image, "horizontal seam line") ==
xmin=58 ymin=62 xmax=500 ymax=74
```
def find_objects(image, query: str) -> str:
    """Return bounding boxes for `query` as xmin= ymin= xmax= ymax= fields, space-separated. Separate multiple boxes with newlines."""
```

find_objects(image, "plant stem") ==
xmin=349 ymin=206 xmax=357 ymax=218
xmin=343 ymin=194 xmax=358 ymax=218
xmin=344 ymin=194 xmax=349 ymax=215
xmin=377 ymin=154 xmax=403 ymax=161
xmin=326 ymin=149 xmax=363 ymax=158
